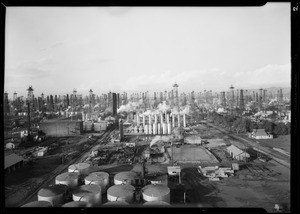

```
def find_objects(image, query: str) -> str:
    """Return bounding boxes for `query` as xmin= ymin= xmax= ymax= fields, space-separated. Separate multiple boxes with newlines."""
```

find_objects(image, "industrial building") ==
xmin=226 ymin=145 xmax=250 ymax=162
xmin=39 ymin=120 xmax=83 ymax=137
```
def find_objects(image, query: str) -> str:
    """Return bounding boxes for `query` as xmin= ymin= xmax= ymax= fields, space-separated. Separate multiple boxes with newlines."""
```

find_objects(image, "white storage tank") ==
xmin=55 ymin=172 xmax=80 ymax=188
xmin=72 ymin=184 xmax=102 ymax=207
xmin=153 ymin=123 xmax=157 ymax=135
xmin=134 ymin=126 xmax=138 ymax=133
xmin=68 ymin=163 xmax=90 ymax=175
xmin=143 ymin=201 xmax=171 ymax=206
xmin=167 ymin=123 xmax=172 ymax=135
xmin=157 ymin=123 xmax=161 ymax=135
xmin=148 ymin=124 xmax=152 ymax=135
xmin=107 ymin=184 xmax=135 ymax=203
xmin=142 ymin=184 xmax=170 ymax=203
xmin=102 ymin=201 xmax=130 ymax=206
xmin=114 ymin=171 xmax=138 ymax=185
xmin=62 ymin=201 xmax=90 ymax=207
xmin=93 ymin=123 xmax=101 ymax=132
xmin=37 ymin=184 xmax=68 ymax=206
xmin=84 ymin=172 xmax=109 ymax=194
xmin=144 ymin=125 xmax=149 ymax=134
xmin=21 ymin=201 xmax=52 ymax=207
xmin=162 ymin=123 xmax=167 ymax=135
xmin=85 ymin=122 xmax=93 ymax=131
xmin=139 ymin=126 xmax=143 ymax=133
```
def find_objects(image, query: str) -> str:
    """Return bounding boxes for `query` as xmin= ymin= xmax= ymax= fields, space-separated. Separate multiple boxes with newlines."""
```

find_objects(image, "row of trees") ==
xmin=207 ymin=111 xmax=290 ymax=135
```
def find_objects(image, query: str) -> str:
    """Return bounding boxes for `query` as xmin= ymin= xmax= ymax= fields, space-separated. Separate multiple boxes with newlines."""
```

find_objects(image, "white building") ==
xmin=226 ymin=145 xmax=250 ymax=162
xmin=250 ymin=129 xmax=273 ymax=139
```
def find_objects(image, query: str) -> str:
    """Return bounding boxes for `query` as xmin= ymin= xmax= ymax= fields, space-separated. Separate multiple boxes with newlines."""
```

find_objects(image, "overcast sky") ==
xmin=5 ymin=3 xmax=291 ymax=98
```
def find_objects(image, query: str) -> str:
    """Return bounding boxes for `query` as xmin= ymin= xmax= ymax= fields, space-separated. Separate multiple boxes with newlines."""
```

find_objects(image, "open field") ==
xmin=256 ymin=135 xmax=290 ymax=153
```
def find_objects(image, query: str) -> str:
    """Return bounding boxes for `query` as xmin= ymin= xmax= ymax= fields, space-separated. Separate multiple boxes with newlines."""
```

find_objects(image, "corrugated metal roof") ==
xmin=5 ymin=153 xmax=24 ymax=169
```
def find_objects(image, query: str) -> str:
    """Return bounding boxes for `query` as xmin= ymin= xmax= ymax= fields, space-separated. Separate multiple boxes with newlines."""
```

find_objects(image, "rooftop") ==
xmin=5 ymin=153 xmax=24 ymax=169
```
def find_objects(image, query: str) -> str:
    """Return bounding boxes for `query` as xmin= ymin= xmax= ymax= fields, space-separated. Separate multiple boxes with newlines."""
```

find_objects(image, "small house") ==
xmin=250 ymin=129 xmax=273 ymax=139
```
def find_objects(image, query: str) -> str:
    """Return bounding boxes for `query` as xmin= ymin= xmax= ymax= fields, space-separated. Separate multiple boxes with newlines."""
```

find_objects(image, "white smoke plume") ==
xmin=117 ymin=101 xmax=140 ymax=113
xmin=157 ymin=101 xmax=170 ymax=113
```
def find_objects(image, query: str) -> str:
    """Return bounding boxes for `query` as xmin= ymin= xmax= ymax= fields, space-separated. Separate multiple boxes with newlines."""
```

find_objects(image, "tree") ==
xmin=273 ymin=123 xmax=288 ymax=135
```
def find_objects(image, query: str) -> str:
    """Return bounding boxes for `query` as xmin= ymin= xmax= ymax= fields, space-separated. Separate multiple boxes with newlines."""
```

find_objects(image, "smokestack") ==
xmin=148 ymin=115 xmax=152 ymax=126
xmin=154 ymin=114 xmax=158 ymax=125
xmin=160 ymin=113 xmax=163 ymax=125
xmin=167 ymin=123 xmax=171 ymax=135
xmin=112 ymin=93 xmax=117 ymax=116
xmin=153 ymin=123 xmax=157 ymax=135
xmin=149 ymin=124 xmax=152 ymax=135
xmin=178 ymin=114 xmax=181 ymax=127
xmin=183 ymin=114 xmax=186 ymax=127
xmin=119 ymin=119 xmax=124 ymax=141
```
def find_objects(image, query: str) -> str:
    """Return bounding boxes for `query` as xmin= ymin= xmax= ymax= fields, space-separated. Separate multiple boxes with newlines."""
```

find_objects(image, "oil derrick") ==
xmin=119 ymin=119 xmax=124 ymax=141
xmin=89 ymin=89 xmax=94 ymax=118
xmin=220 ymin=91 xmax=226 ymax=108
xmin=239 ymin=89 xmax=245 ymax=110
xmin=263 ymin=89 xmax=267 ymax=104
xmin=236 ymin=89 xmax=239 ymax=108
xmin=229 ymin=85 xmax=235 ymax=114
xmin=255 ymin=92 xmax=259 ymax=108
xmin=173 ymin=83 xmax=179 ymax=110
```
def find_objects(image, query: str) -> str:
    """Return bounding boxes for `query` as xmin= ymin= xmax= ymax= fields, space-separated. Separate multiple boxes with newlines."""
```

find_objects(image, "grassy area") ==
xmin=257 ymin=135 xmax=290 ymax=153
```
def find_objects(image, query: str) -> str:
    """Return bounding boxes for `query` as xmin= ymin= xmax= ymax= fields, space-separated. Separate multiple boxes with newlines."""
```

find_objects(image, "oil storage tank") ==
xmin=162 ymin=123 xmax=167 ymax=135
xmin=37 ymin=184 xmax=68 ymax=206
xmin=21 ymin=201 xmax=52 ymax=207
xmin=93 ymin=123 xmax=101 ymax=132
xmin=68 ymin=163 xmax=90 ymax=175
xmin=55 ymin=172 xmax=80 ymax=188
xmin=72 ymin=184 xmax=102 ymax=207
xmin=102 ymin=201 xmax=130 ymax=206
xmin=144 ymin=125 xmax=149 ymax=134
xmin=84 ymin=172 xmax=109 ymax=194
xmin=107 ymin=184 xmax=135 ymax=203
xmin=143 ymin=201 xmax=171 ymax=206
xmin=142 ymin=184 xmax=170 ymax=203
xmin=62 ymin=201 xmax=90 ymax=207
xmin=114 ymin=171 xmax=138 ymax=185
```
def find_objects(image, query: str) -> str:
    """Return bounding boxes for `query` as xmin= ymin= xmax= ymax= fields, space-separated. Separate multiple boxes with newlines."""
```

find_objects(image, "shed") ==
xmin=226 ymin=145 xmax=250 ymax=162
xmin=5 ymin=153 xmax=24 ymax=174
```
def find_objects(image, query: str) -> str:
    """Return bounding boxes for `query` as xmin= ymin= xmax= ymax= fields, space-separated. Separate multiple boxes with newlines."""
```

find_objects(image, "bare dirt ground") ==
xmin=256 ymin=135 xmax=290 ymax=154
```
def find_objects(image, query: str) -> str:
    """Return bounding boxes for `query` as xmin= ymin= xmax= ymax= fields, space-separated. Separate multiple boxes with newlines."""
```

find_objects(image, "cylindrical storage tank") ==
xmin=183 ymin=114 xmax=186 ymax=127
xmin=55 ymin=172 xmax=80 ymax=188
xmin=62 ymin=201 xmax=90 ymax=207
xmin=144 ymin=125 xmax=149 ymax=135
xmin=107 ymin=184 xmax=135 ymax=203
xmin=162 ymin=123 xmax=167 ymax=135
xmin=84 ymin=172 xmax=109 ymax=194
xmin=85 ymin=122 xmax=93 ymax=131
xmin=139 ymin=126 xmax=143 ymax=133
xmin=93 ymin=123 xmax=101 ymax=132
xmin=114 ymin=171 xmax=138 ymax=185
xmin=72 ymin=184 xmax=102 ymax=207
xmin=102 ymin=201 xmax=130 ymax=206
xmin=37 ymin=184 xmax=67 ymax=207
xmin=22 ymin=201 xmax=52 ymax=207
xmin=153 ymin=123 xmax=157 ymax=135
xmin=68 ymin=163 xmax=90 ymax=175
xmin=154 ymin=114 xmax=158 ymax=125
xmin=143 ymin=201 xmax=171 ymax=206
xmin=136 ymin=114 xmax=140 ymax=126
xmin=178 ymin=114 xmax=181 ymax=127
xmin=167 ymin=123 xmax=172 ymax=135
xmin=148 ymin=124 xmax=152 ymax=135
xmin=157 ymin=123 xmax=161 ymax=135
xmin=142 ymin=184 xmax=170 ymax=203
xmin=142 ymin=115 xmax=146 ymax=127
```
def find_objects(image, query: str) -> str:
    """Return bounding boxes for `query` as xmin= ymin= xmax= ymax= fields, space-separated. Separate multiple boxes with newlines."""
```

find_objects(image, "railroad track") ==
xmin=16 ymin=128 xmax=117 ymax=207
